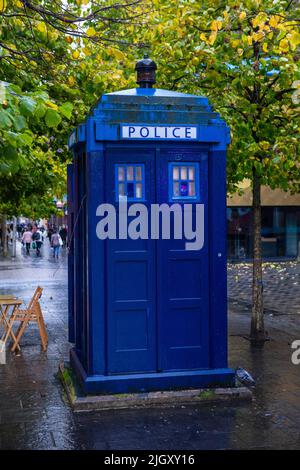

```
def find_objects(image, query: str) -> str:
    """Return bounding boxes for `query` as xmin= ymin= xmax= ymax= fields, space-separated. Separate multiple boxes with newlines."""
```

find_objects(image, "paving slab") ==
xmin=0 ymin=241 xmax=299 ymax=449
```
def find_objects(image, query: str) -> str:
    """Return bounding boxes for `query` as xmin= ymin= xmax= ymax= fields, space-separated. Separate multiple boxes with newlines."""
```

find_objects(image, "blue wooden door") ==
xmin=105 ymin=147 xmax=209 ymax=374
xmin=156 ymin=149 xmax=210 ymax=371
xmin=105 ymin=149 xmax=157 ymax=374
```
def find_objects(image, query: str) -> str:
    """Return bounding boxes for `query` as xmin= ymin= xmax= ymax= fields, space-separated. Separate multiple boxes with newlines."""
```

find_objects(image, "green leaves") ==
xmin=0 ymin=109 xmax=13 ymax=128
xmin=5 ymin=131 xmax=32 ymax=147
xmin=19 ymin=133 xmax=33 ymax=146
xmin=19 ymin=97 xmax=36 ymax=116
xmin=3 ymin=145 xmax=18 ymax=163
xmin=43 ymin=101 xmax=73 ymax=128
xmin=35 ymin=104 xmax=47 ymax=119
xmin=59 ymin=102 xmax=73 ymax=120
xmin=0 ymin=82 xmax=72 ymax=180
xmin=6 ymin=131 xmax=19 ymax=146
xmin=45 ymin=108 xmax=62 ymax=128
xmin=13 ymin=115 xmax=26 ymax=132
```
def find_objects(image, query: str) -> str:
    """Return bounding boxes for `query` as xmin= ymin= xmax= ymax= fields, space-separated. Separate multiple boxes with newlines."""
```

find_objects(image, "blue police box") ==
xmin=68 ymin=56 xmax=235 ymax=394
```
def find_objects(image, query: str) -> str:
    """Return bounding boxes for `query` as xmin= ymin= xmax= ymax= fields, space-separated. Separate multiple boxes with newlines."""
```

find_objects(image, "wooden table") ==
xmin=0 ymin=296 xmax=16 ymax=327
xmin=0 ymin=299 xmax=23 ymax=352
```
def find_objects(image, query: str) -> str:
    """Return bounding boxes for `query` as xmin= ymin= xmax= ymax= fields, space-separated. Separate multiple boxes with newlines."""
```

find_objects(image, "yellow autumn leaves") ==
xmin=72 ymin=50 xmax=80 ymax=59
xmin=200 ymin=10 xmax=250 ymax=46
xmin=86 ymin=27 xmax=96 ymax=37
xmin=66 ymin=26 xmax=99 ymax=60
xmin=197 ymin=9 xmax=300 ymax=55
xmin=286 ymin=31 xmax=300 ymax=50
xmin=36 ymin=22 xmax=47 ymax=34
xmin=70 ymin=43 xmax=127 ymax=62
xmin=210 ymin=20 xmax=223 ymax=31
xmin=269 ymin=15 xmax=281 ymax=28
xmin=68 ymin=76 xmax=76 ymax=86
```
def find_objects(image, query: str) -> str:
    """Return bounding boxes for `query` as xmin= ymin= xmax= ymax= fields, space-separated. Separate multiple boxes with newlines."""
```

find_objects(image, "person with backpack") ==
xmin=47 ymin=225 xmax=53 ymax=243
xmin=32 ymin=225 xmax=43 ymax=257
xmin=59 ymin=225 xmax=67 ymax=247
xmin=51 ymin=229 xmax=62 ymax=259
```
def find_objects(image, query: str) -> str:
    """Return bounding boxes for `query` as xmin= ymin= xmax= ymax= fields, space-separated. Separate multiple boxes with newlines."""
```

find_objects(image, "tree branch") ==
xmin=219 ymin=105 xmax=249 ymax=122
xmin=20 ymin=0 xmax=143 ymax=24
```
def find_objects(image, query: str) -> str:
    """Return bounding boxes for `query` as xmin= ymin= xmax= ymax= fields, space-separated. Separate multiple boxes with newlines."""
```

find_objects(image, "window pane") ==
xmin=127 ymin=166 xmax=134 ymax=181
xmin=118 ymin=166 xmax=125 ymax=181
xmin=118 ymin=182 xmax=125 ymax=196
xmin=181 ymin=166 xmax=187 ymax=180
xmin=189 ymin=181 xmax=195 ymax=197
xmin=136 ymin=183 xmax=142 ymax=199
xmin=173 ymin=182 xmax=179 ymax=197
xmin=169 ymin=162 xmax=199 ymax=200
xmin=135 ymin=166 xmax=142 ymax=181
xmin=188 ymin=166 xmax=195 ymax=181
xmin=127 ymin=182 xmax=134 ymax=198
xmin=173 ymin=166 xmax=179 ymax=180
xmin=180 ymin=181 xmax=188 ymax=197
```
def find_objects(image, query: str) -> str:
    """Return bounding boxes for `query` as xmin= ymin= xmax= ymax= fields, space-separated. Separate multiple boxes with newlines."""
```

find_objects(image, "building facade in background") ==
xmin=227 ymin=187 xmax=300 ymax=260
xmin=48 ymin=196 xmax=68 ymax=229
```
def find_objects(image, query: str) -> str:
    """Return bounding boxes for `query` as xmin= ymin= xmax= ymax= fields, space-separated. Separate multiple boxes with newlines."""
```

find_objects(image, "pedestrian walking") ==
xmin=47 ymin=226 xmax=54 ymax=243
xmin=17 ymin=224 xmax=23 ymax=239
xmin=32 ymin=225 xmax=43 ymax=257
xmin=59 ymin=225 xmax=67 ymax=247
xmin=51 ymin=230 xmax=62 ymax=259
xmin=22 ymin=227 xmax=32 ymax=255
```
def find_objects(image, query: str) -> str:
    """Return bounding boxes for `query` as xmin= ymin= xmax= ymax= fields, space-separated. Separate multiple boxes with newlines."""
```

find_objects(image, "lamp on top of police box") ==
xmin=135 ymin=53 xmax=157 ymax=88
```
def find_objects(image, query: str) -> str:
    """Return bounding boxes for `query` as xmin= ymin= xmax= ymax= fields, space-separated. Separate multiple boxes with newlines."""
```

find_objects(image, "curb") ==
xmin=58 ymin=362 xmax=253 ymax=412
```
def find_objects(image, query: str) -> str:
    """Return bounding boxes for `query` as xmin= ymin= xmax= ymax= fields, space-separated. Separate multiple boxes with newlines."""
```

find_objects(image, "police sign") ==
xmin=121 ymin=124 xmax=198 ymax=140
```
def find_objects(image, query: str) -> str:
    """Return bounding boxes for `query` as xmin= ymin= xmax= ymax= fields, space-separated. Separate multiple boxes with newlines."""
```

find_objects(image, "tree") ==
xmin=0 ymin=0 xmax=144 ymax=227
xmin=1 ymin=0 xmax=299 ymax=346
xmin=133 ymin=0 xmax=300 ymax=343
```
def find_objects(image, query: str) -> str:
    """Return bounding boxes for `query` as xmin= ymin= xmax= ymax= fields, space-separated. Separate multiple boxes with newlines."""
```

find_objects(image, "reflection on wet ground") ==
xmin=0 ymin=242 xmax=299 ymax=449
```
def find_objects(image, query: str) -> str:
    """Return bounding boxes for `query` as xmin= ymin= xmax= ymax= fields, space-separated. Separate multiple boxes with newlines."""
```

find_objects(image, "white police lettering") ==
xmin=121 ymin=125 xmax=197 ymax=140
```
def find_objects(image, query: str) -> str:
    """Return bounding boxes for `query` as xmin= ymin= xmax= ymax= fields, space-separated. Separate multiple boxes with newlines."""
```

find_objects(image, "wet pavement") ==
xmin=0 ymin=241 xmax=300 ymax=450
xmin=228 ymin=261 xmax=300 ymax=316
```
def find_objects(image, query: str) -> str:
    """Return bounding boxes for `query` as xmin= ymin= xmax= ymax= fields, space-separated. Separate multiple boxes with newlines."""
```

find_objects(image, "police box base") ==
xmin=59 ymin=361 xmax=252 ymax=413
xmin=59 ymin=351 xmax=252 ymax=411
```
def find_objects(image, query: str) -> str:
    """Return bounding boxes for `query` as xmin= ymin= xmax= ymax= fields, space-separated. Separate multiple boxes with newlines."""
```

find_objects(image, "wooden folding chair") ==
xmin=10 ymin=287 xmax=48 ymax=352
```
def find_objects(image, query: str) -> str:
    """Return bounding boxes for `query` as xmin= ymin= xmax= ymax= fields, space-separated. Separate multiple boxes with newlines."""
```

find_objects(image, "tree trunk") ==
xmin=250 ymin=169 xmax=266 ymax=343
xmin=1 ymin=215 xmax=8 ymax=257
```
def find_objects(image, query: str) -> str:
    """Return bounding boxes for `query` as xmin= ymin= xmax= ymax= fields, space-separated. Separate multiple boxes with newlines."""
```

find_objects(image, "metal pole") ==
xmin=12 ymin=216 xmax=17 ymax=258
xmin=1 ymin=216 xmax=8 ymax=257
